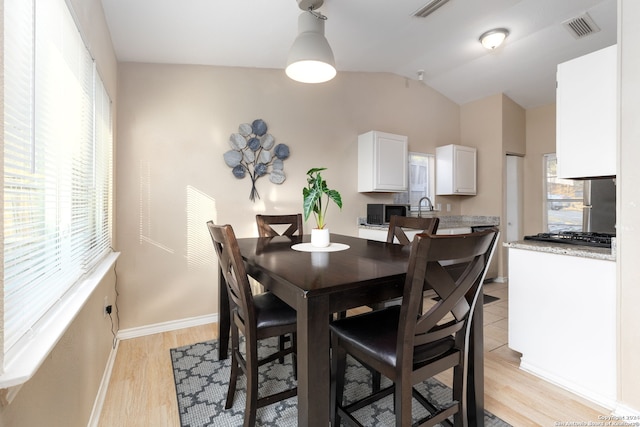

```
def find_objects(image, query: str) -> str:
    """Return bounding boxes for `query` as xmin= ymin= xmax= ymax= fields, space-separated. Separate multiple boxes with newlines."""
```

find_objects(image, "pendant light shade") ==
xmin=286 ymin=11 xmax=336 ymax=83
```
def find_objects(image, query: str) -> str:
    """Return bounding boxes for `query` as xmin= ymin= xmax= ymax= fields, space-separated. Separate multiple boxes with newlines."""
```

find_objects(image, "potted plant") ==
xmin=302 ymin=167 xmax=343 ymax=247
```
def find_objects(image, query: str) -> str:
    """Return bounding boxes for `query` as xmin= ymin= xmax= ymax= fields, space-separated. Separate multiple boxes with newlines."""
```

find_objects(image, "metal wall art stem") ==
xmin=223 ymin=119 xmax=290 ymax=202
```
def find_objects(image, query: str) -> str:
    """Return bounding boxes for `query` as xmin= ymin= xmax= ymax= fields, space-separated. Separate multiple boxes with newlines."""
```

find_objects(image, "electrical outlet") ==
xmin=103 ymin=296 xmax=109 ymax=318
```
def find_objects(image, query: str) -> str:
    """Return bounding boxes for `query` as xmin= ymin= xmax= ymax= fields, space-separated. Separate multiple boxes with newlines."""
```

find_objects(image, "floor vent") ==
xmin=412 ymin=0 xmax=451 ymax=18
xmin=562 ymin=12 xmax=601 ymax=39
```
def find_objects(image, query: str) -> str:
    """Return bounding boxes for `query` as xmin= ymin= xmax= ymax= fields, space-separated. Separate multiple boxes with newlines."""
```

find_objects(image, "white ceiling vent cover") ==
xmin=412 ymin=0 xmax=451 ymax=18
xmin=562 ymin=12 xmax=601 ymax=39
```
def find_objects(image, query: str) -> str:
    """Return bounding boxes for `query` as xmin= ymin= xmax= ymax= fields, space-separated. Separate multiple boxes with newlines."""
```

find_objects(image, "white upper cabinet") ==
xmin=436 ymin=144 xmax=477 ymax=195
xmin=556 ymin=45 xmax=617 ymax=179
xmin=358 ymin=131 xmax=408 ymax=192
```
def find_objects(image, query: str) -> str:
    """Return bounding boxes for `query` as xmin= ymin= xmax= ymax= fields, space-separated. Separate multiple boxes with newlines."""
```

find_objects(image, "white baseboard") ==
xmin=88 ymin=313 xmax=219 ymax=425
xmin=116 ymin=313 xmax=219 ymax=340
xmin=88 ymin=340 xmax=120 ymax=427
xmin=613 ymin=403 xmax=640 ymax=417
xmin=520 ymin=359 xmax=617 ymax=410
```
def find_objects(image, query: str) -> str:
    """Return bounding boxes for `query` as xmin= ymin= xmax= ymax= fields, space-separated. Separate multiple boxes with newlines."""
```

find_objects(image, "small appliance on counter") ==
xmin=366 ymin=204 xmax=409 ymax=225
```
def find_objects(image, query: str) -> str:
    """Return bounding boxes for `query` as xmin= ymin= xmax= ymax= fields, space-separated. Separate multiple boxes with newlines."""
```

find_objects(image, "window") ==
xmin=544 ymin=154 xmax=583 ymax=232
xmin=406 ymin=152 xmax=435 ymax=211
xmin=3 ymin=0 xmax=113 ymax=359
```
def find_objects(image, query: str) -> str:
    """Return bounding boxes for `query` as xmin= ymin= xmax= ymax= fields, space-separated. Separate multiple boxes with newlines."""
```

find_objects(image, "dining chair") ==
xmin=330 ymin=228 xmax=499 ymax=427
xmin=207 ymin=221 xmax=297 ymax=427
xmin=256 ymin=213 xmax=303 ymax=238
xmin=255 ymin=213 xmax=303 ymax=360
xmin=386 ymin=215 xmax=440 ymax=245
xmin=368 ymin=215 xmax=440 ymax=314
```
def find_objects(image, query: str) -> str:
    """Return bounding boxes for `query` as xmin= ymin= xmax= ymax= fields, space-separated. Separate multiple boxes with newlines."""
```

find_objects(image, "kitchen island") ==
xmin=504 ymin=240 xmax=616 ymax=409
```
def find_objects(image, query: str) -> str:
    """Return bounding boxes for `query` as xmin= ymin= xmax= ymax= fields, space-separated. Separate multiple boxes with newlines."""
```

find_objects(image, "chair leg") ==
xmin=330 ymin=334 xmax=347 ymax=427
xmin=395 ymin=377 xmax=412 ymax=427
xmin=453 ymin=363 xmax=465 ymax=427
xmin=372 ymin=370 xmax=381 ymax=393
xmin=291 ymin=333 xmax=297 ymax=379
xmin=278 ymin=334 xmax=287 ymax=363
xmin=244 ymin=337 xmax=259 ymax=427
xmin=225 ymin=325 xmax=240 ymax=409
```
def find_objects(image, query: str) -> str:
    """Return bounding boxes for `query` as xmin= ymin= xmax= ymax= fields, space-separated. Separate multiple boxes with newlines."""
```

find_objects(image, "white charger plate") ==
xmin=291 ymin=243 xmax=350 ymax=252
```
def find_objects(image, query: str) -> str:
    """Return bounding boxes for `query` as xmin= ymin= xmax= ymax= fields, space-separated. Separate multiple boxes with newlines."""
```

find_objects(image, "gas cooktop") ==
xmin=524 ymin=231 xmax=614 ymax=248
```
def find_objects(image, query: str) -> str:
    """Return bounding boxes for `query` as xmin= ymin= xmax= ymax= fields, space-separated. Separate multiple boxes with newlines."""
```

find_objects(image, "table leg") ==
xmin=296 ymin=293 xmax=331 ymax=427
xmin=217 ymin=266 xmax=230 ymax=361
xmin=467 ymin=286 xmax=485 ymax=426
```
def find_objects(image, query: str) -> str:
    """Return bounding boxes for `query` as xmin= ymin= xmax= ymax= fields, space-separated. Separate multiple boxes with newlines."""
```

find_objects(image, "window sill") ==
xmin=0 ymin=252 xmax=120 ymax=395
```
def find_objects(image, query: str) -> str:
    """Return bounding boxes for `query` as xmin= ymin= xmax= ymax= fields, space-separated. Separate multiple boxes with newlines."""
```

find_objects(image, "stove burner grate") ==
xmin=524 ymin=231 xmax=613 ymax=248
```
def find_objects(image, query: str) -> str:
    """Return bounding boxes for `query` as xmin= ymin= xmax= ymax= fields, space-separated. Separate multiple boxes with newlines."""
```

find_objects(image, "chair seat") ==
xmin=330 ymin=306 xmax=456 ymax=369
xmin=253 ymin=292 xmax=297 ymax=330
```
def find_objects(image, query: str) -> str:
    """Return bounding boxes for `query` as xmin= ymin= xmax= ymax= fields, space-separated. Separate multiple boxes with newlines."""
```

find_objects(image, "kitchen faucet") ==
xmin=417 ymin=196 xmax=433 ymax=218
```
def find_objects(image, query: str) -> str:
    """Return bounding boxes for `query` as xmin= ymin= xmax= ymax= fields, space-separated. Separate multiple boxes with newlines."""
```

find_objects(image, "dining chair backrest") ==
xmin=256 ymin=214 xmax=303 ymax=238
xmin=207 ymin=221 xmax=256 ymax=334
xmin=396 ymin=228 xmax=499 ymax=368
xmin=386 ymin=215 xmax=440 ymax=246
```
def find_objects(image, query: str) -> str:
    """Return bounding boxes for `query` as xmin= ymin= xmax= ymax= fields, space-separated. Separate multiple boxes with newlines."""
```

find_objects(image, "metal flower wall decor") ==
xmin=223 ymin=119 xmax=290 ymax=202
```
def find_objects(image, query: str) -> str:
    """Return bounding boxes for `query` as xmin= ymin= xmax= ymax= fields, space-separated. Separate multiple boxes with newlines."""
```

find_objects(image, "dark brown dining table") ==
xmin=217 ymin=233 xmax=485 ymax=427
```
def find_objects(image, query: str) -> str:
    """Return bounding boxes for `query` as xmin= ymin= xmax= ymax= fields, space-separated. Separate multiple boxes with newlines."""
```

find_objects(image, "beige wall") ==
xmin=0 ymin=0 xmax=119 ymax=425
xmin=523 ymin=104 xmax=556 ymax=236
xmin=459 ymin=94 xmax=526 ymax=280
xmin=114 ymin=64 xmax=461 ymax=330
xmin=618 ymin=0 xmax=640 ymax=413
xmin=0 ymin=273 xmax=118 ymax=426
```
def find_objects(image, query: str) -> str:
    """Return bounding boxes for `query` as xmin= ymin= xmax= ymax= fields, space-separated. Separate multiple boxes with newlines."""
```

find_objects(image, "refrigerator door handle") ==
xmin=582 ymin=205 xmax=592 ymax=232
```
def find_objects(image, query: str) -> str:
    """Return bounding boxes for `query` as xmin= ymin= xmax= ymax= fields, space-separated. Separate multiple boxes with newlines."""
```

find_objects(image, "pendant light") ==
xmin=286 ymin=0 xmax=336 ymax=83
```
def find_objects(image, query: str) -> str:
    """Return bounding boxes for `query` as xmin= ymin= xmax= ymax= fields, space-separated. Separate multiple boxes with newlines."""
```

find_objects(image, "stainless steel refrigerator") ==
xmin=583 ymin=178 xmax=616 ymax=234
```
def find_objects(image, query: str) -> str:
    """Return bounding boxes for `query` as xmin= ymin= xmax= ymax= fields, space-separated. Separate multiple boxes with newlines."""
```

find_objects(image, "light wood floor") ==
xmin=98 ymin=282 xmax=610 ymax=426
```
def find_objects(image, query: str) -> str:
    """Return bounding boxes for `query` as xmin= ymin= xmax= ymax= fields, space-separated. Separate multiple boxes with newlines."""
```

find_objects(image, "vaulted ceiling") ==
xmin=101 ymin=0 xmax=616 ymax=109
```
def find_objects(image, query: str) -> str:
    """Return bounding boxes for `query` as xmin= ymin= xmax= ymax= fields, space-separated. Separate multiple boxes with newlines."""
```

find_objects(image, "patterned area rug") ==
xmin=170 ymin=337 xmax=512 ymax=427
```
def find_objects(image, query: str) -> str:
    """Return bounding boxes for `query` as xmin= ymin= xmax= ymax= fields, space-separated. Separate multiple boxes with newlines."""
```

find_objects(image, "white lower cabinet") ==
xmin=358 ymin=226 xmax=471 ymax=243
xmin=508 ymin=248 xmax=616 ymax=408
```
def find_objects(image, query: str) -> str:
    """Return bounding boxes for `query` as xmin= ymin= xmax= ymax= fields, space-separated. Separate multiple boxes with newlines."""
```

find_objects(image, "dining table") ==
xmin=217 ymin=233 xmax=485 ymax=427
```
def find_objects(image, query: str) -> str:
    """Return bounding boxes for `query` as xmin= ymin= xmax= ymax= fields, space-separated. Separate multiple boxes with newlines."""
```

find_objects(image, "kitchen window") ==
xmin=544 ymin=154 xmax=584 ymax=232
xmin=395 ymin=152 xmax=435 ymax=211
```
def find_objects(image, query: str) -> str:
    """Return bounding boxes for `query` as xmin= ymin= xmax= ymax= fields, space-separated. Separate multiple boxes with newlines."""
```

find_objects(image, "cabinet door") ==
xmin=454 ymin=146 xmax=476 ymax=194
xmin=358 ymin=131 xmax=408 ymax=192
xmin=436 ymin=144 xmax=476 ymax=195
xmin=358 ymin=228 xmax=387 ymax=242
xmin=375 ymin=134 xmax=407 ymax=190
xmin=556 ymin=45 xmax=616 ymax=178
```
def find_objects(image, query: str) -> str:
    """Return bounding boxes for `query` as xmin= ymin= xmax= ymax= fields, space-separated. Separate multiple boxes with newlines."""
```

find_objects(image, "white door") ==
xmin=506 ymin=155 xmax=523 ymax=242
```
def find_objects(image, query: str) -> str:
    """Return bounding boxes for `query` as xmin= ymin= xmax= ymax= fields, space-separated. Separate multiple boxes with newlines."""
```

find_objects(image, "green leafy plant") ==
xmin=302 ymin=167 xmax=343 ymax=229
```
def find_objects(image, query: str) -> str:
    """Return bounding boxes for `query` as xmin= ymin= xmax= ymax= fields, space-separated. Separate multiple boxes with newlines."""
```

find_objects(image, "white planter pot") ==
xmin=311 ymin=228 xmax=330 ymax=247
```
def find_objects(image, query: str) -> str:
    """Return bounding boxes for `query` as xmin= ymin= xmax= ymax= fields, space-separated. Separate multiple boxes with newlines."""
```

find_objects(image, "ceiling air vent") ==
xmin=562 ymin=12 xmax=601 ymax=39
xmin=412 ymin=0 xmax=451 ymax=18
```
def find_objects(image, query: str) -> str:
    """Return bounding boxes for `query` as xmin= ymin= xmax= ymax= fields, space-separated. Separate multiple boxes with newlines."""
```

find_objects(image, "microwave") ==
xmin=366 ymin=204 xmax=409 ymax=225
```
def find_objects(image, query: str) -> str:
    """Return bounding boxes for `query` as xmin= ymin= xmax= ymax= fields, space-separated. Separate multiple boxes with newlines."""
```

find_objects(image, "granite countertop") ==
xmin=358 ymin=215 xmax=500 ymax=231
xmin=504 ymin=240 xmax=616 ymax=261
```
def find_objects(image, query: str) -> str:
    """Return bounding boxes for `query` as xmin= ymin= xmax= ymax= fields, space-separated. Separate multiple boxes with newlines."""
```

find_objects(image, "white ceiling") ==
xmin=101 ymin=0 xmax=617 ymax=109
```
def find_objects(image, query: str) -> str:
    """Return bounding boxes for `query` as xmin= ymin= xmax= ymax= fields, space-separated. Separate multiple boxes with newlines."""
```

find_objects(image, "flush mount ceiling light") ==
xmin=479 ymin=28 xmax=509 ymax=50
xmin=286 ymin=0 xmax=336 ymax=84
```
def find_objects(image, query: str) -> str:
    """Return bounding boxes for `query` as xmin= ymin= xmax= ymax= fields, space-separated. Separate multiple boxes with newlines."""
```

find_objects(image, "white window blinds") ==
xmin=3 ymin=0 xmax=113 ymax=353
